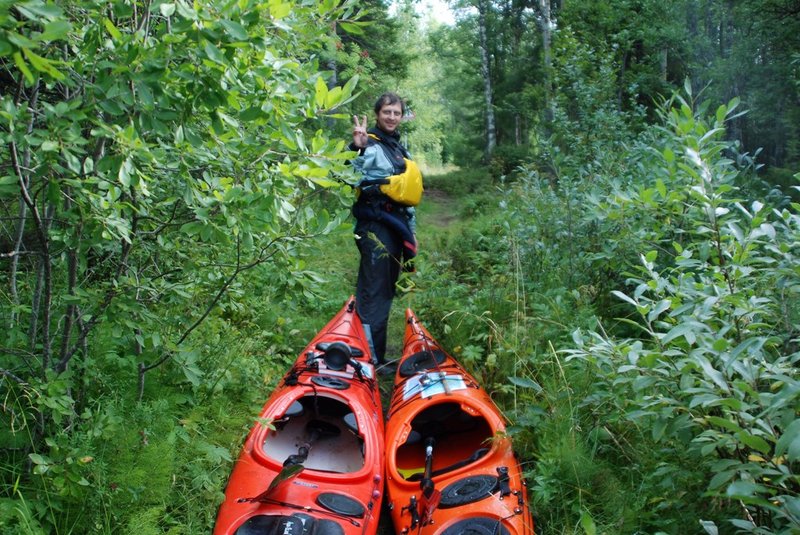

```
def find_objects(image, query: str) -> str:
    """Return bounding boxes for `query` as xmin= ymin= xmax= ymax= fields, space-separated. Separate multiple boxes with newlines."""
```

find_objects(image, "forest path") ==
xmin=422 ymin=188 xmax=457 ymax=228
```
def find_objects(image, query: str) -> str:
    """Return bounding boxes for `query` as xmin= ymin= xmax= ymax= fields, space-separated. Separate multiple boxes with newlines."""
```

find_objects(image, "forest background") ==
xmin=1 ymin=0 xmax=799 ymax=533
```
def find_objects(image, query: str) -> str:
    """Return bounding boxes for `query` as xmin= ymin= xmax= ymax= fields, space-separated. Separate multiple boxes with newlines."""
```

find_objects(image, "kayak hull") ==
xmin=214 ymin=297 xmax=385 ymax=535
xmin=385 ymin=309 xmax=535 ymax=534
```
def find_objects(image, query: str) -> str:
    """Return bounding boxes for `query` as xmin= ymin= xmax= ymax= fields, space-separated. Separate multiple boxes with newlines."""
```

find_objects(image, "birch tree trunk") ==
xmin=538 ymin=0 xmax=554 ymax=124
xmin=477 ymin=0 xmax=496 ymax=159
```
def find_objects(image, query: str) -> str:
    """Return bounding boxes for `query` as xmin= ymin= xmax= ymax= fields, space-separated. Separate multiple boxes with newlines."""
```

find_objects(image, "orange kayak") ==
xmin=384 ymin=309 xmax=535 ymax=534
xmin=214 ymin=297 xmax=385 ymax=535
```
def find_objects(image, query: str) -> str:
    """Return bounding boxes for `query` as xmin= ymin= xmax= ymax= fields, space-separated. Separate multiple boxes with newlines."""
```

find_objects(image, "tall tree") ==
xmin=476 ymin=0 xmax=497 ymax=158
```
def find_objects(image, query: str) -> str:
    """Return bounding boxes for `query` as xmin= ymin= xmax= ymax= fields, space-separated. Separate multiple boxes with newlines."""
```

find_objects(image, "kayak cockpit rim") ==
xmin=252 ymin=391 xmax=378 ymax=478
xmin=388 ymin=398 xmax=507 ymax=483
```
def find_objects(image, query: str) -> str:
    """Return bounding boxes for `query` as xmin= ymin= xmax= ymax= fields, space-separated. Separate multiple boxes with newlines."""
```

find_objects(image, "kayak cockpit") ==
xmin=394 ymin=401 xmax=494 ymax=480
xmin=262 ymin=395 xmax=364 ymax=473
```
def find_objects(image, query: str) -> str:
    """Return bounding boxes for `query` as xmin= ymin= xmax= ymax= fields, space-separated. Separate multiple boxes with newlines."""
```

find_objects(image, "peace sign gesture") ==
xmin=352 ymin=115 xmax=368 ymax=149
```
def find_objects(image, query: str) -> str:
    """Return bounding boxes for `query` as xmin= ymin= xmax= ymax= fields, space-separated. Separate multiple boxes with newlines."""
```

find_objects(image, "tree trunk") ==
xmin=477 ymin=0 xmax=496 ymax=160
xmin=8 ymin=81 xmax=40 ymax=330
xmin=539 ymin=0 xmax=554 ymax=124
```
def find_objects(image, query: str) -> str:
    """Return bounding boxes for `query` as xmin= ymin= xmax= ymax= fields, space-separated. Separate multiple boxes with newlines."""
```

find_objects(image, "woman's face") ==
xmin=376 ymin=102 xmax=403 ymax=134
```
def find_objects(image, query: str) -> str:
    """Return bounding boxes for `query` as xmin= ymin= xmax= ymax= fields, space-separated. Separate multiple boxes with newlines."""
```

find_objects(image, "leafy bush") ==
xmin=488 ymin=144 xmax=530 ymax=179
xmin=564 ymin=89 xmax=800 ymax=533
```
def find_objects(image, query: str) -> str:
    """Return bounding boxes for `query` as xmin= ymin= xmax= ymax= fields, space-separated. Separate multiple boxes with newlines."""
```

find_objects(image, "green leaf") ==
xmin=611 ymin=290 xmax=637 ymax=307
xmin=13 ymin=51 xmax=35 ymax=84
xmin=179 ymin=222 xmax=203 ymax=236
xmin=22 ymin=48 xmax=64 ymax=80
xmin=708 ymin=470 xmax=735 ymax=491
xmin=39 ymin=20 xmax=72 ymax=42
xmin=775 ymin=419 xmax=800 ymax=461
xmin=508 ymin=376 xmax=543 ymax=393
xmin=103 ymin=18 xmax=122 ymax=40
xmin=6 ymin=31 xmax=38 ymax=49
xmin=160 ymin=3 xmax=176 ymax=17
xmin=339 ymin=21 xmax=365 ymax=35
xmin=203 ymin=42 xmax=225 ymax=64
xmin=655 ymin=178 xmax=667 ymax=197
xmin=183 ymin=362 xmax=204 ymax=386
xmin=41 ymin=140 xmax=59 ymax=151
xmin=695 ymin=355 xmax=730 ymax=393
xmin=29 ymin=453 xmax=48 ymax=465
xmin=706 ymin=416 xmax=742 ymax=434
xmin=118 ymin=158 xmax=134 ymax=187
xmin=715 ymin=104 xmax=727 ymax=125
xmin=308 ymin=177 xmax=339 ymax=188
xmin=14 ymin=3 xmax=63 ymax=20
xmin=652 ymin=416 xmax=667 ymax=441
xmin=220 ymin=20 xmax=248 ymax=41
xmin=736 ymin=431 xmax=771 ymax=454
xmin=661 ymin=323 xmax=694 ymax=345
xmin=325 ymin=86 xmax=343 ymax=109
xmin=725 ymin=480 xmax=769 ymax=503
xmin=175 ymin=0 xmax=197 ymax=19
xmin=269 ymin=0 xmax=291 ymax=19
xmin=314 ymin=76 xmax=327 ymax=108
xmin=699 ymin=520 xmax=719 ymax=535
xmin=580 ymin=510 xmax=597 ymax=535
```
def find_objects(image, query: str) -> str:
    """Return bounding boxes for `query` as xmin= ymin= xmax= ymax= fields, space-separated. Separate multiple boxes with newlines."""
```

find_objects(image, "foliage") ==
xmin=444 ymin=80 xmax=799 ymax=532
xmin=0 ymin=0 xmax=370 ymax=531
xmin=332 ymin=0 xmax=411 ymax=113
xmin=562 ymin=91 xmax=800 ymax=533
xmin=559 ymin=0 xmax=686 ymax=113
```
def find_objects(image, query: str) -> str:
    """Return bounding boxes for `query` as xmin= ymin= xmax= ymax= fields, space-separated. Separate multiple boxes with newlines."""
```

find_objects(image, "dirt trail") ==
xmin=423 ymin=188 xmax=457 ymax=228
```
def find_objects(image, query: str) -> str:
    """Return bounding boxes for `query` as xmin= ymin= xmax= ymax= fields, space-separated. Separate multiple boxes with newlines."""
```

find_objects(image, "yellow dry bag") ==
xmin=380 ymin=158 xmax=424 ymax=206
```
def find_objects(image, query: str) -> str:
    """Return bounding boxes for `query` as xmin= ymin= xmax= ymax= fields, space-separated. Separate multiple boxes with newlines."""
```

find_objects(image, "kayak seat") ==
xmin=397 ymin=466 xmax=425 ymax=479
xmin=409 ymin=403 xmax=484 ymax=438
xmin=397 ymin=402 xmax=494 ymax=480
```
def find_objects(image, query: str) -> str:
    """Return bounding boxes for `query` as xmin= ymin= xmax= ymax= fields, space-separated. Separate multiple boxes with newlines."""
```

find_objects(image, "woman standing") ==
xmin=350 ymin=92 xmax=418 ymax=369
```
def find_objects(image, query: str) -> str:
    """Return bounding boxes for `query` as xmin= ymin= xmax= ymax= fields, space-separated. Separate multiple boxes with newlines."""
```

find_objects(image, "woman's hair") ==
xmin=374 ymin=92 xmax=405 ymax=115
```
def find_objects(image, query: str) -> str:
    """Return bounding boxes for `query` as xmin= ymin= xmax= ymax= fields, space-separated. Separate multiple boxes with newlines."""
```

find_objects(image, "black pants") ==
xmin=354 ymin=219 xmax=402 ymax=364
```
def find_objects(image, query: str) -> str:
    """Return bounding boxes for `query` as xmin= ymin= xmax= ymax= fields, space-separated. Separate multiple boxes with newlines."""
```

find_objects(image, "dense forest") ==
xmin=1 ymin=0 xmax=798 ymax=533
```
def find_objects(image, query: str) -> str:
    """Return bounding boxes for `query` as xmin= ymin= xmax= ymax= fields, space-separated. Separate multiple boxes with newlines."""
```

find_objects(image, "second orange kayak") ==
xmin=384 ymin=308 xmax=535 ymax=534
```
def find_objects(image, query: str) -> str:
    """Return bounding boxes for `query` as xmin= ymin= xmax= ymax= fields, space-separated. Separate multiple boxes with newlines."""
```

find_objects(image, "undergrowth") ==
xmin=3 ymin=91 xmax=797 ymax=534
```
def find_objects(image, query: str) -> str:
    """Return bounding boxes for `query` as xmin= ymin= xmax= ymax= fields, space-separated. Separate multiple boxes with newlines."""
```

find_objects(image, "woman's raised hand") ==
xmin=352 ymin=115 xmax=368 ymax=149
